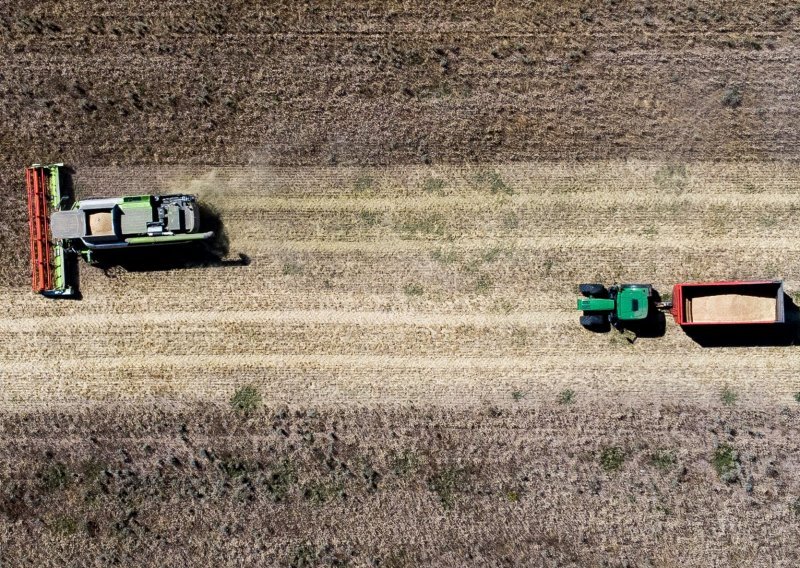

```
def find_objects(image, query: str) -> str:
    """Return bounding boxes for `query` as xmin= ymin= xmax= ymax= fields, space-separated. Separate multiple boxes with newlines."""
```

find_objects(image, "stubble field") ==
xmin=2 ymin=162 xmax=800 ymax=408
xmin=3 ymin=0 xmax=800 ymax=565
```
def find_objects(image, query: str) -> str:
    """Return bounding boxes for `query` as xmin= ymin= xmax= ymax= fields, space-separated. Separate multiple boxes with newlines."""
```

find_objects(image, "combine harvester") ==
xmin=577 ymin=280 xmax=786 ymax=334
xmin=26 ymin=163 xmax=214 ymax=297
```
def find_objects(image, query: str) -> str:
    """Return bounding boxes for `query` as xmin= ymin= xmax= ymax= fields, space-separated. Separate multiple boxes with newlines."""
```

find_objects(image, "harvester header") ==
xmin=26 ymin=164 xmax=74 ymax=297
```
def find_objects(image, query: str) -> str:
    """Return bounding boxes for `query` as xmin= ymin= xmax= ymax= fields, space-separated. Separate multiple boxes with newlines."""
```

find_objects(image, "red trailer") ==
xmin=671 ymin=280 xmax=785 ymax=327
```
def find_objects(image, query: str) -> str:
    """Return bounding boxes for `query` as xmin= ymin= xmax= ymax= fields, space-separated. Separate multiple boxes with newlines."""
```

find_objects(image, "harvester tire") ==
xmin=579 ymin=283 xmax=607 ymax=297
xmin=580 ymin=314 xmax=606 ymax=328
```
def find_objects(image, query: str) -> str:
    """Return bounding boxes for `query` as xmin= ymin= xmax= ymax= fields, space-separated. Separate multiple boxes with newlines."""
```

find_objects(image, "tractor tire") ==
xmin=579 ymin=283 xmax=607 ymax=297
xmin=580 ymin=314 xmax=607 ymax=328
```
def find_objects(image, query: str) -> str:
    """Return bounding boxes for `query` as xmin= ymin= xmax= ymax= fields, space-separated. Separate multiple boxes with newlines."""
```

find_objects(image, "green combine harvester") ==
xmin=26 ymin=163 xmax=214 ymax=297
xmin=576 ymin=283 xmax=670 ymax=331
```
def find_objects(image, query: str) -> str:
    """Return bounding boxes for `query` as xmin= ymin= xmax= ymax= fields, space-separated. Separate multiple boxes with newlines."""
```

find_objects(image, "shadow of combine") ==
xmin=91 ymin=202 xmax=250 ymax=273
xmin=59 ymin=165 xmax=77 ymax=208
xmin=683 ymin=294 xmax=800 ymax=348
xmin=62 ymin=253 xmax=83 ymax=300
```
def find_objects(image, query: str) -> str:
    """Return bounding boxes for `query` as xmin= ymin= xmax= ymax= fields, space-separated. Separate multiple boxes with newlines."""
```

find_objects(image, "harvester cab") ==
xmin=576 ymin=283 xmax=656 ymax=331
xmin=26 ymin=163 xmax=215 ymax=298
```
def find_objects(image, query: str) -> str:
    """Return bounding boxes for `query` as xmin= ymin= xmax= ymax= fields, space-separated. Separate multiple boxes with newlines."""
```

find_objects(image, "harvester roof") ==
xmin=118 ymin=202 xmax=155 ymax=235
xmin=50 ymin=210 xmax=85 ymax=239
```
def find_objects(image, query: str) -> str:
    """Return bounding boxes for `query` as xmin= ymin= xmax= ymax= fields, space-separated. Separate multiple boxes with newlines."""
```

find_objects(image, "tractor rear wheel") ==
xmin=580 ymin=314 xmax=607 ymax=328
xmin=579 ymin=283 xmax=607 ymax=297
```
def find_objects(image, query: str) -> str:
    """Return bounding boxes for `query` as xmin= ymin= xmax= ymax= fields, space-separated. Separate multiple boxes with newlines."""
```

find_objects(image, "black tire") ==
xmin=580 ymin=314 xmax=607 ymax=328
xmin=579 ymin=283 xmax=607 ymax=297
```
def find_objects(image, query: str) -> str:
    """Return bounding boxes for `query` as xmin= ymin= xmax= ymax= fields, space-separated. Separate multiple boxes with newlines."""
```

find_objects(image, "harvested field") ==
xmin=3 ymin=0 xmax=800 ymax=564
xmin=2 ymin=162 xmax=800 ymax=408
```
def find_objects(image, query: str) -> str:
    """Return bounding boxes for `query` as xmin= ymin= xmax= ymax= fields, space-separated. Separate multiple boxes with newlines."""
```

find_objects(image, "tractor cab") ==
xmin=613 ymin=285 xmax=651 ymax=321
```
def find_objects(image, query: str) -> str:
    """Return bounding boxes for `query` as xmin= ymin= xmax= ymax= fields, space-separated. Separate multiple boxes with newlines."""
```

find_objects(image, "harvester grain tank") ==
xmin=26 ymin=164 xmax=214 ymax=297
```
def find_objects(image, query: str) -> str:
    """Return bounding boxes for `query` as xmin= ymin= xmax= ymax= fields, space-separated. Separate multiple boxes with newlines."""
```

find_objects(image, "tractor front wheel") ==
xmin=580 ymin=314 xmax=607 ymax=328
xmin=579 ymin=283 xmax=607 ymax=297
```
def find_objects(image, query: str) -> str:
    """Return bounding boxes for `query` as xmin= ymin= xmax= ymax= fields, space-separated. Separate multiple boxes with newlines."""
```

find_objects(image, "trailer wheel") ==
xmin=579 ymin=283 xmax=607 ymax=297
xmin=580 ymin=314 xmax=606 ymax=328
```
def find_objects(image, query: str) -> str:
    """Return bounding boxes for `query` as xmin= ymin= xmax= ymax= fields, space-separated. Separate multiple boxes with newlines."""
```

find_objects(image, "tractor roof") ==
xmin=616 ymin=286 xmax=650 ymax=320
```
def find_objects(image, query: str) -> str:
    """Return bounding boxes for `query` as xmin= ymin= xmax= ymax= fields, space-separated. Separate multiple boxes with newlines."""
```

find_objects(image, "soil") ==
xmin=1 ymin=403 xmax=799 ymax=567
xmin=2 ymin=1 xmax=800 ymax=565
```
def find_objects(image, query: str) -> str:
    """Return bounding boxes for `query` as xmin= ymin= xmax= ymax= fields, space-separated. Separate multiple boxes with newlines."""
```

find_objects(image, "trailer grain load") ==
xmin=671 ymin=280 xmax=785 ymax=327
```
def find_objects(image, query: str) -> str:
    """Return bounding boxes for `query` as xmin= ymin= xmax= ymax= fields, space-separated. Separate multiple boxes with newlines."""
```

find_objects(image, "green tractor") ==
xmin=577 ymin=283 xmax=668 ymax=331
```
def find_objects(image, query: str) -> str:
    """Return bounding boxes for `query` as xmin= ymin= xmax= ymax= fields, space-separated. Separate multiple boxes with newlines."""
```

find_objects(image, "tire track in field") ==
xmin=2 ymin=352 xmax=798 ymax=407
xmin=0 ymin=309 xmax=576 ymax=331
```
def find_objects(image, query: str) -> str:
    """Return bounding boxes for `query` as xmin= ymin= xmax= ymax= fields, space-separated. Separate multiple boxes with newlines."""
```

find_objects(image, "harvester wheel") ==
xmin=579 ymin=283 xmax=607 ymax=297
xmin=580 ymin=314 xmax=606 ymax=328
